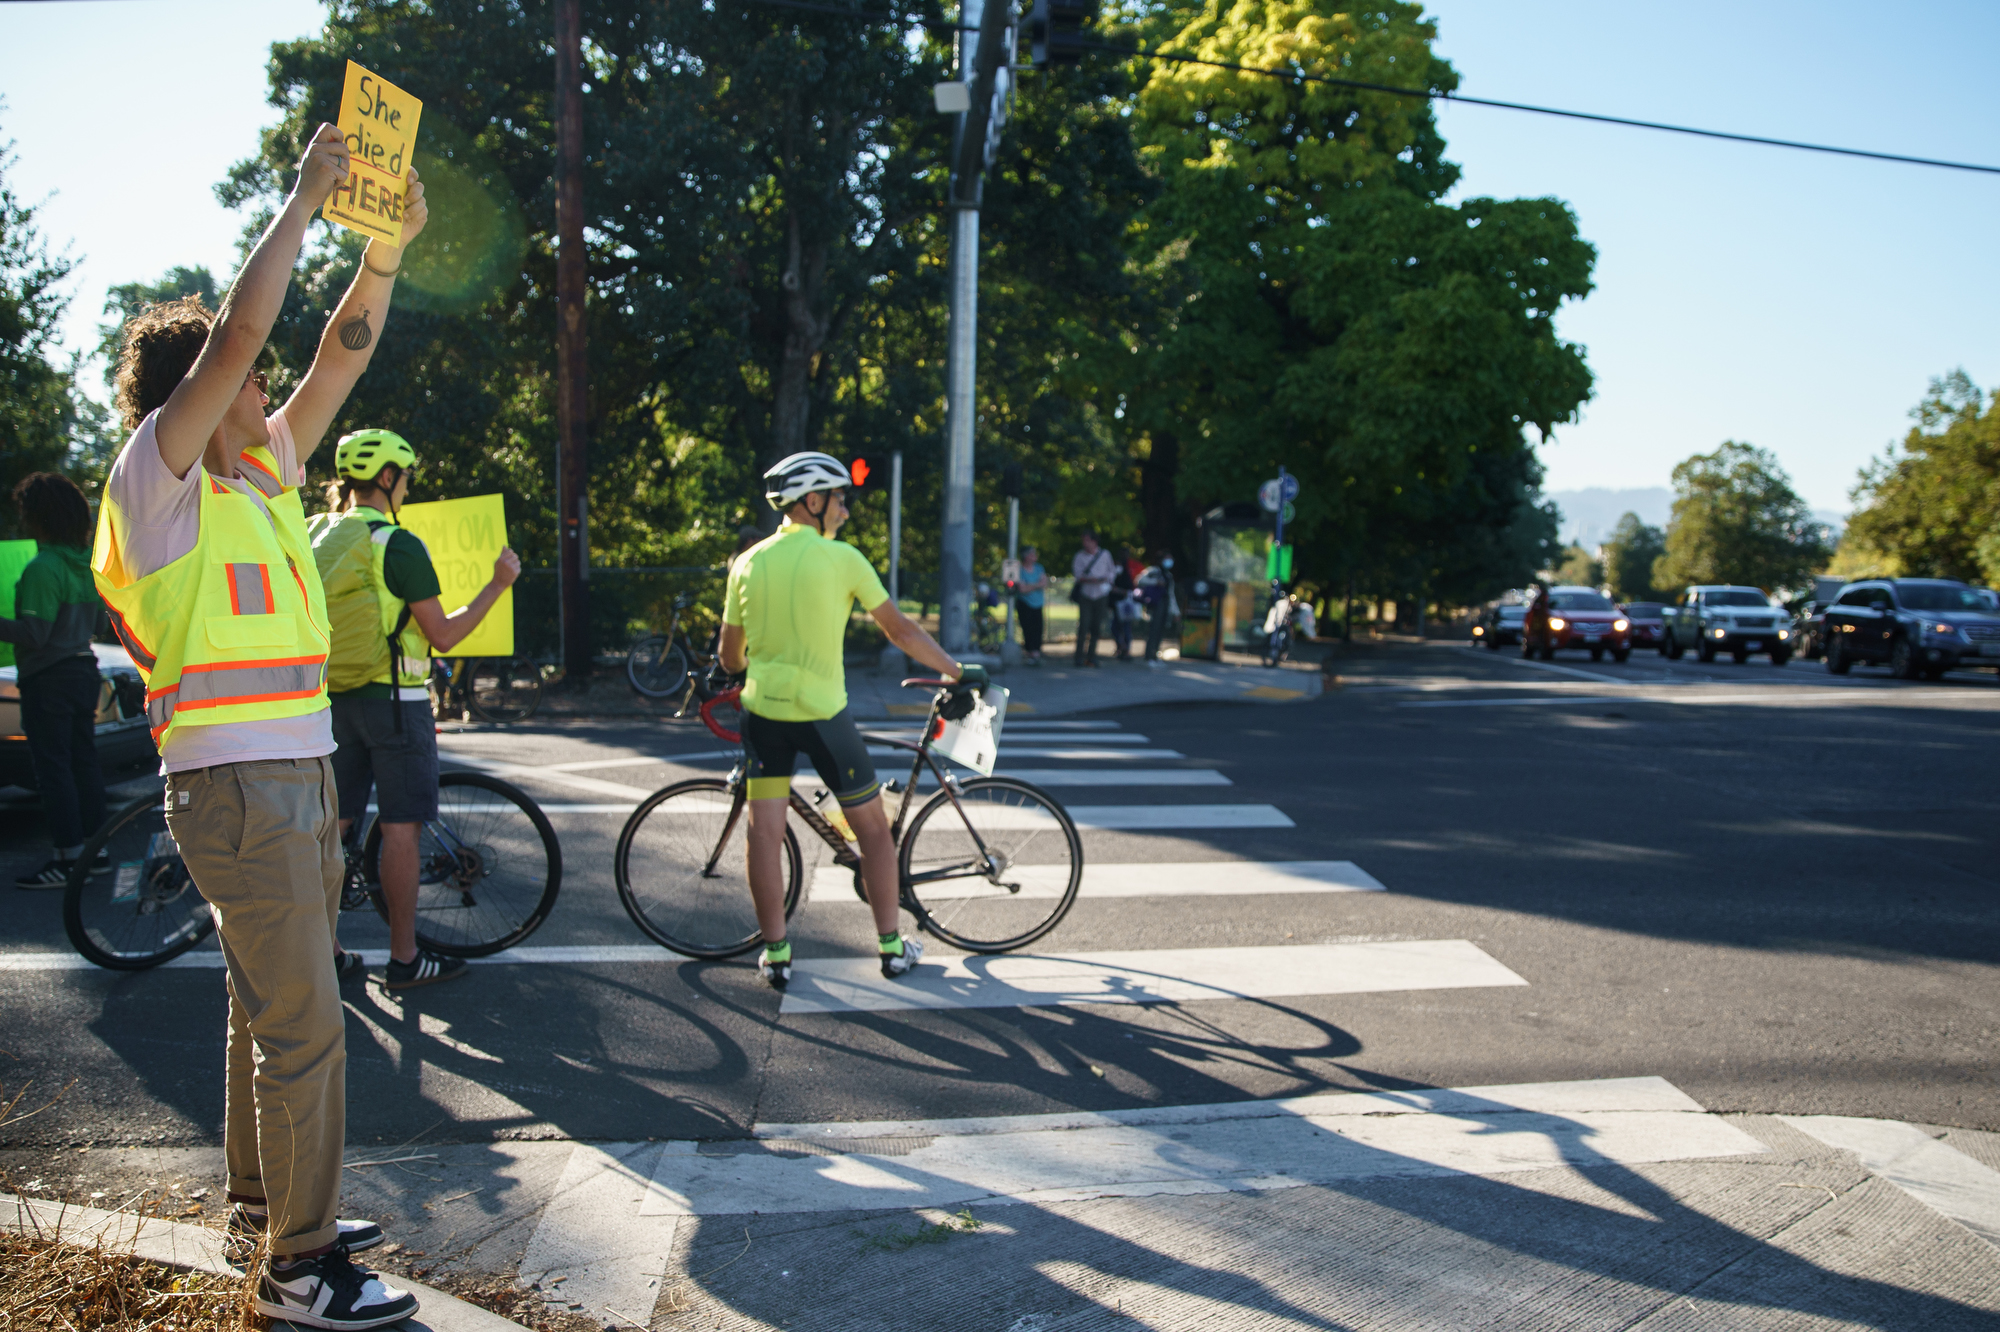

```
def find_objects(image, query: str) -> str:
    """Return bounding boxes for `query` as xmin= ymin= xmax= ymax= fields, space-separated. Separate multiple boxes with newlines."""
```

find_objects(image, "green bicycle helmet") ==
xmin=333 ymin=429 xmax=417 ymax=482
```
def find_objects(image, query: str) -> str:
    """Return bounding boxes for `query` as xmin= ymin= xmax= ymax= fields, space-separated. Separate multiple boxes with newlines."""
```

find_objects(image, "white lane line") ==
xmin=809 ymin=859 xmax=1384 ymax=901
xmin=1498 ymin=655 xmax=1628 ymax=684
xmin=870 ymin=721 xmax=1125 ymax=733
xmin=2 ymin=944 xmax=696 ymax=971
xmin=519 ymin=1142 xmax=679 ymax=1323
xmin=1399 ymin=688 xmax=1992 ymax=710
xmin=875 ymin=746 xmax=1189 ymax=760
xmin=636 ymin=1076 xmax=1762 ymax=1217
xmin=1780 ymin=1115 xmax=2000 ymax=1246
xmin=376 ymin=801 xmax=1291 ymax=826
xmin=778 ymin=939 xmax=1524 ymax=1015
xmin=800 ymin=768 xmax=1231 ymax=790
xmin=867 ymin=731 xmax=1155 ymax=745
xmin=443 ymin=751 xmax=653 ymax=798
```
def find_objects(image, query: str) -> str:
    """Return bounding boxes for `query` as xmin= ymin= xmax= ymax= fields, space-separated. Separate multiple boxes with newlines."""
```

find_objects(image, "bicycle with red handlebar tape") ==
xmin=613 ymin=678 xmax=1082 ymax=957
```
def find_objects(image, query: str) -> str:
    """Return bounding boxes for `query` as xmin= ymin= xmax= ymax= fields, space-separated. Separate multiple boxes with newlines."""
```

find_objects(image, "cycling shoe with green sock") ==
xmin=879 ymin=932 xmax=924 ymax=978
xmin=759 ymin=939 xmax=792 ymax=989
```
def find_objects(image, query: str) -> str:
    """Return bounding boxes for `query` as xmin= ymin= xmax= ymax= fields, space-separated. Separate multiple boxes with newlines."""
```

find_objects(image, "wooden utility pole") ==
xmin=554 ymin=0 xmax=591 ymax=680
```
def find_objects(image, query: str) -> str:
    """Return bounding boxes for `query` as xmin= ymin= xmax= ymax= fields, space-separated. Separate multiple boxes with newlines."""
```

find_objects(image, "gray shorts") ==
xmin=330 ymin=696 xmax=440 ymax=824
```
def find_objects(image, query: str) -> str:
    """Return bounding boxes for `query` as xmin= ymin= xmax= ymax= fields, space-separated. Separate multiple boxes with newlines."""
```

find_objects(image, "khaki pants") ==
xmin=166 ymin=756 xmax=346 ymax=1256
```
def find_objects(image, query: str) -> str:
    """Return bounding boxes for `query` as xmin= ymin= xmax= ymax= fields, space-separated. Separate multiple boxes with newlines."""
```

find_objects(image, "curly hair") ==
xmin=13 ymin=472 xmax=92 ymax=550
xmin=112 ymin=296 xmax=276 ymax=432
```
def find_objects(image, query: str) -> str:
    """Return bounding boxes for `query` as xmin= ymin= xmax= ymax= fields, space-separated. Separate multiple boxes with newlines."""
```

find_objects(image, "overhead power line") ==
xmin=726 ymin=0 xmax=2000 ymax=177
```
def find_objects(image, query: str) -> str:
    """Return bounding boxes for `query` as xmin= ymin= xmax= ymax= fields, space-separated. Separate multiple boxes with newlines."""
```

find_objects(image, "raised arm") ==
xmin=282 ymin=169 xmax=431 ymax=461
xmin=153 ymin=124 xmax=351 ymax=480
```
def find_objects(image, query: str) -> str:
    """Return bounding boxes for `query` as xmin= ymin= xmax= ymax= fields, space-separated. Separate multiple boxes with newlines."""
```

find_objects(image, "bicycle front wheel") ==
xmin=901 ymin=777 xmax=1082 ymax=953
xmin=366 ymin=772 xmax=562 ymax=956
xmin=467 ymin=657 xmax=544 ymax=724
xmin=615 ymin=778 xmax=800 ymax=958
xmin=627 ymin=635 xmax=691 ymax=699
xmin=64 ymin=794 xmax=215 ymax=971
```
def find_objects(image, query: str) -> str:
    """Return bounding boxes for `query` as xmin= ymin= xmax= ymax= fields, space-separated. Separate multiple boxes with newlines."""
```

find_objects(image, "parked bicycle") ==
xmin=431 ymin=655 xmax=545 ymax=724
xmin=613 ymin=678 xmax=1083 ymax=958
xmin=626 ymin=591 xmax=722 ymax=701
xmin=64 ymin=773 xmax=562 ymax=971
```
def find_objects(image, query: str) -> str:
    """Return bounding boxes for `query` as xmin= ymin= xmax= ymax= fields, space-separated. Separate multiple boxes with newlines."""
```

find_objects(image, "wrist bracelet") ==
xmin=363 ymin=254 xmax=401 ymax=278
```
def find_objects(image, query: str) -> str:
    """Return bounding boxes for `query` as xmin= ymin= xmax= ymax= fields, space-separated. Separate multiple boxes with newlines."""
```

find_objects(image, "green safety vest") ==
xmin=307 ymin=505 xmax=431 ymax=697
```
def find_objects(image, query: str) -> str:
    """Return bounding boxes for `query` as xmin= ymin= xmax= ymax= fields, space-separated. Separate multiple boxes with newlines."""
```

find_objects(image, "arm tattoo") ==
xmin=339 ymin=308 xmax=373 ymax=351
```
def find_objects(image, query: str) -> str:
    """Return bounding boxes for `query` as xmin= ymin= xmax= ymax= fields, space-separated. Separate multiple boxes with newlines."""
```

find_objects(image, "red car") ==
xmin=1522 ymin=586 xmax=1632 ymax=661
xmin=1620 ymin=601 xmax=1667 ymax=649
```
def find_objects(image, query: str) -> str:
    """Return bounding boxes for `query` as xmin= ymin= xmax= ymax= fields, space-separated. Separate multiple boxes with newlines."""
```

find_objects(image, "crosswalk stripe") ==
xmin=777 ymin=939 xmax=1526 ymax=1015
xmin=633 ymin=1076 xmax=1763 ymax=1217
xmin=808 ymin=859 xmax=1384 ymax=901
xmin=872 ymin=746 xmax=1189 ymax=760
xmin=1780 ymin=1116 xmax=2000 ymax=1245
xmin=800 ymin=768 xmax=1231 ymax=790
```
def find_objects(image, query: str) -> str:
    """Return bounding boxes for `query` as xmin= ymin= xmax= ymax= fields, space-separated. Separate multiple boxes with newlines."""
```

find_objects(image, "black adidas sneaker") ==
xmin=384 ymin=948 xmax=468 ymax=991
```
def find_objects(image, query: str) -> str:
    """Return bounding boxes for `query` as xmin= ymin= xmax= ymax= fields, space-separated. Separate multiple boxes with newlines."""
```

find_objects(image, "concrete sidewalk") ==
xmin=27 ymin=1085 xmax=2000 ymax=1330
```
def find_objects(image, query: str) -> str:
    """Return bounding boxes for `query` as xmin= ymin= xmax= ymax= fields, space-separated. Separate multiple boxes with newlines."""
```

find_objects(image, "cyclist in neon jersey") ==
xmin=719 ymin=452 xmax=986 ymax=988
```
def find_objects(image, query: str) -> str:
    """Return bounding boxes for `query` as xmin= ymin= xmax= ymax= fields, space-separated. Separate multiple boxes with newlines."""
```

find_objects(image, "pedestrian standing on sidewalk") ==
xmin=1 ymin=473 xmax=110 ymax=890
xmin=92 ymin=123 xmax=427 ymax=1329
xmin=1013 ymin=546 xmax=1047 ymax=664
xmin=1110 ymin=545 xmax=1138 ymax=661
xmin=1136 ymin=551 xmax=1176 ymax=666
xmin=1071 ymin=529 xmax=1115 ymax=667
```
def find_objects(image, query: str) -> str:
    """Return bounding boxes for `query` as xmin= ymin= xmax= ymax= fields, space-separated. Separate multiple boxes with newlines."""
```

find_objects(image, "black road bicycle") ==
xmin=626 ymin=591 xmax=718 ymax=701
xmin=431 ymin=655 xmax=546 ymax=724
xmin=613 ymin=678 xmax=1083 ymax=957
xmin=64 ymin=773 xmax=563 ymax=971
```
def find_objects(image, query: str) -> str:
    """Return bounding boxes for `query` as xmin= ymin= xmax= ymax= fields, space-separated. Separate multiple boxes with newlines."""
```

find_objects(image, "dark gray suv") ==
xmin=1822 ymin=578 xmax=2000 ymax=679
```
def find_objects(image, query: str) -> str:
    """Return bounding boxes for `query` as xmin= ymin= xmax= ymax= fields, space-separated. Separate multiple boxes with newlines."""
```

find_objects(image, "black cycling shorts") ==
xmin=741 ymin=707 xmax=880 ymax=806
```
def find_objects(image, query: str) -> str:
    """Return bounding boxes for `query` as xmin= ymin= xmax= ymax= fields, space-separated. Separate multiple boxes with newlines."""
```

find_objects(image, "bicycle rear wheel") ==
xmin=627 ymin=635 xmax=691 ymax=699
xmin=366 ymin=772 xmax=561 ymax=956
xmin=615 ymin=778 xmax=800 ymax=958
xmin=64 ymin=794 xmax=215 ymax=971
xmin=900 ymin=777 xmax=1082 ymax=953
xmin=467 ymin=657 xmax=544 ymax=723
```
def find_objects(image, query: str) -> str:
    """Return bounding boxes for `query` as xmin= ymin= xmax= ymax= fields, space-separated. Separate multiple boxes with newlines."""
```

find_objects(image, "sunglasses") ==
xmin=244 ymin=369 xmax=270 ymax=397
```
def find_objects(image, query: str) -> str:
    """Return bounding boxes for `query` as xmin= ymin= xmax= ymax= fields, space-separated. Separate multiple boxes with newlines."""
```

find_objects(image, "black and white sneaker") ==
xmin=15 ymin=859 xmax=74 ymax=891
xmin=880 ymin=935 xmax=924 ymax=978
xmin=383 ymin=949 xmax=468 ymax=991
xmin=226 ymin=1207 xmax=385 ymax=1266
xmin=256 ymin=1247 xmax=418 ymax=1330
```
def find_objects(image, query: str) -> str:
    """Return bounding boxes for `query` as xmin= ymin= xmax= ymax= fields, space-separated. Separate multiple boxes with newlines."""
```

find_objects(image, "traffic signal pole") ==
xmin=938 ymin=0 xmax=1013 ymax=656
xmin=554 ymin=0 xmax=591 ymax=681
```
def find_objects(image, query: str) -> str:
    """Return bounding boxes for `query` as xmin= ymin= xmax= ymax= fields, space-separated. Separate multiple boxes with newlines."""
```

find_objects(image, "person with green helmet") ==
xmin=307 ymin=429 xmax=519 ymax=990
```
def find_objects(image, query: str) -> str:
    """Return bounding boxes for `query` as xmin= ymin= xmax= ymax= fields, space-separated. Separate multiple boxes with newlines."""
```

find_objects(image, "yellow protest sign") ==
xmin=326 ymin=60 xmax=423 ymax=246
xmin=394 ymin=495 xmax=513 ymax=659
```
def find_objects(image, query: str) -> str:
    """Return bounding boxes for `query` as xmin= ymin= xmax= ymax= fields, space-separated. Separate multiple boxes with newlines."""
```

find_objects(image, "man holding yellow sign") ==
xmin=309 ymin=432 xmax=519 ymax=992
xmin=326 ymin=61 xmax=424 ymax=248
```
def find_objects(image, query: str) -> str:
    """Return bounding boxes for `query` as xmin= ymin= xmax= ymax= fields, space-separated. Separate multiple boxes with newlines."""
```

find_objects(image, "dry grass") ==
xmin=0 ymin=1230 xmax=254 ymax=1332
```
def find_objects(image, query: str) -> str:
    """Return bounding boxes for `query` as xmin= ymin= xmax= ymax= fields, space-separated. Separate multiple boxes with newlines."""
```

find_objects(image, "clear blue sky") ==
xmin=4 ymin=0 xmax=1996 ymax=513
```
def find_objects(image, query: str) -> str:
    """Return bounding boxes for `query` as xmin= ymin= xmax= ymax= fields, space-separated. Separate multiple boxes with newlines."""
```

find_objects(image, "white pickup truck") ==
xmin=1662 ymin=585 xmax=1794 ymax=664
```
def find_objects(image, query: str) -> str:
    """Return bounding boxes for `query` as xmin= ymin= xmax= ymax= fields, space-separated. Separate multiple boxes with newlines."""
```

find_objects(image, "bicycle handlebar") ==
xmin=900 ymin=677 xmax=953 ymax=689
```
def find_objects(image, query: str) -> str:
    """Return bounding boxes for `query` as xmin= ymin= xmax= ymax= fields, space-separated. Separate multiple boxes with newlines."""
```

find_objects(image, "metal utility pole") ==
xmin=937 ymin=0 xmax=1013 ymax=654
xmin=888 ymin=449 xmax=904 ymax=603
xmin=554 ymin=0 xmax=591 ymax=681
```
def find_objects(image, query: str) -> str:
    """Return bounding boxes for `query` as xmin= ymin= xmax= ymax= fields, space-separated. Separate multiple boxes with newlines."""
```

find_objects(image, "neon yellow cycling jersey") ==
xmin=724 ymin=521 xmax=889 ymax=721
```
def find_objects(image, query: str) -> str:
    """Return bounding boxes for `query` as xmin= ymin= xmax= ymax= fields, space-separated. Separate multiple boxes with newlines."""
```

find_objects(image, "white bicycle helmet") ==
xmin=764 ymin=451 xmax=852 ymax=510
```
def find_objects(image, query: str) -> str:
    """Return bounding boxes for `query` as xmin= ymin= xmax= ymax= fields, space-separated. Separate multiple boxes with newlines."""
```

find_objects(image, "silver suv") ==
xmin=1663 ymin=585 xmax=1794 ymax=664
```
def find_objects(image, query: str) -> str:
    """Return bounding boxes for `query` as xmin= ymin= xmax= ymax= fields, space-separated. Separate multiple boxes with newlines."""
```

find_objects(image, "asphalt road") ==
xmin=2 ymin=639 xmax=1996 ymax=1165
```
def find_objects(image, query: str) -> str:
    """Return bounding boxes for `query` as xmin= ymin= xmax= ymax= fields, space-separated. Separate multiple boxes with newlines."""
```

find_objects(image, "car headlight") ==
xmin=1930 ymin=622 xmax=1961 ymax=637
xmin=1613 ymin=619 xmax=1628 ymax=631
xmin=1547 ymin=617 xmax=1566 ymax=631
xmin=1472 ymin=625 xmax=1484 ymax=635
xmin=1777 ymin=629 xmax=1790 ymax=640
xmin=1711 ymin=627 xmax=1728 ymax=638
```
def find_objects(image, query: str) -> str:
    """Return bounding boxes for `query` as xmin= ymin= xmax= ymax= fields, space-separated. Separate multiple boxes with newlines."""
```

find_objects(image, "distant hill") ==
xmin=1548 ymin=487 xmax=1846 ymax=549
xmin=1546 ymin=488 xmax=1671 ymax=548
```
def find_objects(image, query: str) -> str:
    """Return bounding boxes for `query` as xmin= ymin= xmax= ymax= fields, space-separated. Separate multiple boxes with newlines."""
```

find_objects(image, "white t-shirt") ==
xmin=105 ymin=409 xmax=336 ymax=774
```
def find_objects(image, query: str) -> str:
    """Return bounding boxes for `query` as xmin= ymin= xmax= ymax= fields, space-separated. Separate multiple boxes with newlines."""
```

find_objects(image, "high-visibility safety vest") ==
xmin=91 ymin=441 xmax=332 ymax=746
xmin=306 ymin=505 xmax=431 ymax=697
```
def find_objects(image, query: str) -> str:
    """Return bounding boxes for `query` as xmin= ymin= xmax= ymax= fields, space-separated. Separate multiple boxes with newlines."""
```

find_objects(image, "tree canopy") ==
xmin=1839 ymin=371 xmax=2000 ymax=586
xmin=1601 ymin=511 xmax=1667 ymax=601
xmin=1654 ymin=442 xmax=1830 ymax=595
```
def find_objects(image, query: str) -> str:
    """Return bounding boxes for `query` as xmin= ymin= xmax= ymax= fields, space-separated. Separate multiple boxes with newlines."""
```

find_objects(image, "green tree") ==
xmin=1653 ymin=442 xmax=1830 ymax=595
xmin=1551 ymin=543 xmax=1601 ymax=588
xmin=97 ymin=265 xmax=219 ymax=387
xmin=1122 ymin=0 xmax=1595 ymax=607
xmin=0 ymin=130 xmax=99 ymax=511
xmin=1841 ymin=371 xmax=2000 ymax=585
xmin=1601 ymin=511 xmax=1667 ymax=600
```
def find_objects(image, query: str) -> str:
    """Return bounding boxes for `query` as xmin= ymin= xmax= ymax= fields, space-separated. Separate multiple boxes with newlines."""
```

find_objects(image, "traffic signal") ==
xmin=1028 ymin=0 xmax=1095 ymax=69
xmin=847 ymin=454 xmax=885 ymax=492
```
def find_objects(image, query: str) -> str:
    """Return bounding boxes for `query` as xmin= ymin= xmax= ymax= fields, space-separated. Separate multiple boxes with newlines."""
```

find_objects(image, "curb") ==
xmin=1 ymin=1192 xmax=530 ymax=1332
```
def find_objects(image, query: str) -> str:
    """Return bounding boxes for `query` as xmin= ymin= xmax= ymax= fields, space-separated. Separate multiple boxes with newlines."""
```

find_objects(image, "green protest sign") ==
xmin=0 ymin=541 xmax=38 ymax=670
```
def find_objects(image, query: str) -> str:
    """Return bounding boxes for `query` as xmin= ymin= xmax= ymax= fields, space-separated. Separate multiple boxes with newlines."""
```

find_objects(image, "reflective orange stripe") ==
xmin=146 ymin=654 xmax=328 ymax=735
xmin=237 ymin=451 xmax=285 ymax=497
